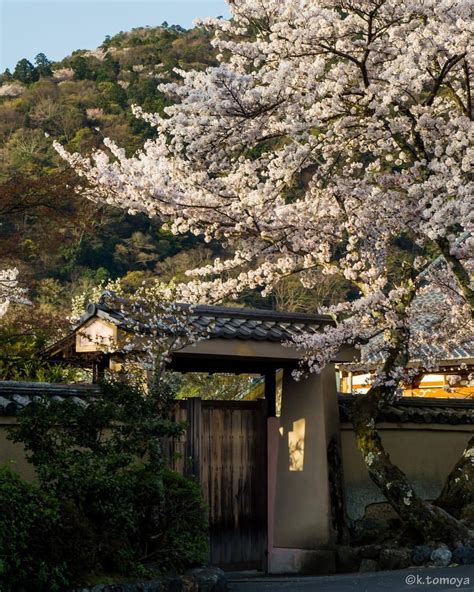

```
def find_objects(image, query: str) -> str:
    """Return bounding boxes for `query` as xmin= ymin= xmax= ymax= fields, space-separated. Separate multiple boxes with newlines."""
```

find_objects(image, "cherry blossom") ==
xmin=56 ymin=0 xmax=474 ymax=541
xmin=55 ymin=0 xmax=473 ymax=383
xmin=0 ymin=268 xmax=28 ymax=319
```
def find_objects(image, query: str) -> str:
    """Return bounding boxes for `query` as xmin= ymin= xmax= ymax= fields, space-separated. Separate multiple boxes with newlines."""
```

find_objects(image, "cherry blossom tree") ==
xmin=56 ymin=0 xmax=473 ymax=543
xmin=0 ymin=268 xmax=27 ymax=319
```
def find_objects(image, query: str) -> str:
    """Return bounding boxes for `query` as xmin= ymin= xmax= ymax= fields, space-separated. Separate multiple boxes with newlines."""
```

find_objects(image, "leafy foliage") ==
xmin=179 ymin=373 xmax=259 ymax=401
xmin=0 ymin=309 xmax=78 ymax=382
xmin=0 ymin=467 xmax=67 ymax=592
xmin=12 ymin=59 xmax=39 ymax=84
xmin=0 ymin=25 xmax=220 ymax=324
xmin=4 ymin=375 xmax=209 ymax=588
xmin=0 ymin=357 xmax=77 ymax=383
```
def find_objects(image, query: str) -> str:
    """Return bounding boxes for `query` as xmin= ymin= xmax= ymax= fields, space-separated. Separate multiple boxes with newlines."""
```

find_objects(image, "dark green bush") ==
xmin=0 ymin=467 xmax=68 ymax=592
xmin=159 ymin=469 xmax=209 ymax=570
xmin=4 ymin=375 xmax=209 ymax=589
xmin=0 ymin=325 xmax=80 ymax=383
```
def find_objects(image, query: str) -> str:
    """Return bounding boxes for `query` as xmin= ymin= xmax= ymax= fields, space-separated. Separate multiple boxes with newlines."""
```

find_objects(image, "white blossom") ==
xmin=0 ymin=82 xmax=24 ymax=97
xmin=56 ymin=0 xmax=473 ymax=387
xmin=0 ymin=268 xmax=28 ymax=319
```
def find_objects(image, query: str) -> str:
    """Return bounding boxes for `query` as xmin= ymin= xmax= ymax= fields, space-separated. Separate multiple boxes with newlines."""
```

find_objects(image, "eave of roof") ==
xmin=1 ymin=382 xmax=472 ymax=424
xmin=340 ymin=356 xmax=474 ymax=374
xmin=75 ymin=300 xmax=334 ymax=343
xmin=338 ymin=394 xmax=473 ymax=425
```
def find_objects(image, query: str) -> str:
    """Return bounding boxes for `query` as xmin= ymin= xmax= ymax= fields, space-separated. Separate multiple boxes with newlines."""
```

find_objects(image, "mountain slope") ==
xmin=0 ymin=24 xmax=221 ymax=316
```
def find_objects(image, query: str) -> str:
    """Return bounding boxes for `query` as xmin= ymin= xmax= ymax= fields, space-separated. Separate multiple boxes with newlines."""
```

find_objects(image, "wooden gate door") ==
xmin=175 ymin=398 xmax=267 ymax=570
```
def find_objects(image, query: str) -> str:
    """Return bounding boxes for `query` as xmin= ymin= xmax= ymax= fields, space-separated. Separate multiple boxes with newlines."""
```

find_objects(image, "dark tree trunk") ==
xmin=348 ymin=276 xmax=473 ymax=545
xmin=351 ymin=389 xmax=473 ymax=546
xmin=435 ymin=436 xmax=474 ymax=520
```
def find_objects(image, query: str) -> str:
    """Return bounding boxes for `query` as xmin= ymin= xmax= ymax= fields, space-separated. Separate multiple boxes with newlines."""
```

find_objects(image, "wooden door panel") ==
xmin=168 ymin=399 xmax=267 ymax=569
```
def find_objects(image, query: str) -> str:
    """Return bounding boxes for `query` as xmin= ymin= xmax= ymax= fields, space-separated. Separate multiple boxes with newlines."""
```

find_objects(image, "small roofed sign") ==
xmin=76 ymin=319 xmax=117 ymax=353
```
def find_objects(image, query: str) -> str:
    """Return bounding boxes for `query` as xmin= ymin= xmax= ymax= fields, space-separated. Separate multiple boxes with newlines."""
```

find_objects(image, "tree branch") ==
xmin=436 ymin=237 xmax=474 ymax=315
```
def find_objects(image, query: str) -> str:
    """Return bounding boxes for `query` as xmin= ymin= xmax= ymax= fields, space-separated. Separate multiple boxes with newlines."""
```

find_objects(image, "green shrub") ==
xmin=0 ymin=467 xmax=68 ymax=592
xmin=159 ymin=469 xmax=209 ymax=570
xmin=6 ymin=375 xmax=209 ymax=587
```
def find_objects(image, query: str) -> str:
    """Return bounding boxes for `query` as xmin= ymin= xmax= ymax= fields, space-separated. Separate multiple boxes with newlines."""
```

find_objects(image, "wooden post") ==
xmin=92 ymin=361 xmax=99 ymax=384
xmin=265 ymin=372 xmax=277 ymax=417
xmin=186 ymin=397 xmax=202 ymax=481
xmin=92 ymin=356 xmax=108 ymax=383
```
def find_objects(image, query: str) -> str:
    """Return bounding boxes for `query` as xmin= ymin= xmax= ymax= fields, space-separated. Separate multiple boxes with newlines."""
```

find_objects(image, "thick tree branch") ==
xmin=425 ymin=54 xmax=466 ymax=107
xmin=436 ymin=237 xmax=474 ymax=315
xmin=436 ymin=436 xmax=474 ymax=519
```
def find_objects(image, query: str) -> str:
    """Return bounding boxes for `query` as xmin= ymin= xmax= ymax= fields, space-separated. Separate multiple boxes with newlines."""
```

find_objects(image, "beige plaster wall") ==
xmin=341 ymin=423 xmax=472 ymax=520
xmin=273 ymin=365 xmax=339 ymax=550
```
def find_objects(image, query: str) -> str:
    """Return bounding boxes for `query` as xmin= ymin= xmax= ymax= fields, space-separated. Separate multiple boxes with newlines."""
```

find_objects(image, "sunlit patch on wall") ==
xmin=288 ymin=418 xmax=305 ymax=471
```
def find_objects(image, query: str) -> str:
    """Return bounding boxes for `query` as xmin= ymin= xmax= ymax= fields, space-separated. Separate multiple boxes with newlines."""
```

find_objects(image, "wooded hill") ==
xmin=0 ymin=25 xmax=221 ymax=323
xmin=0 ymin=23 xmax=352 ymax=367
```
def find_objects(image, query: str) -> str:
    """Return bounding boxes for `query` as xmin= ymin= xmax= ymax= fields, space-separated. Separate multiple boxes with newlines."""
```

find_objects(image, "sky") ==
xmin=0 ymin=0 xmax=230 ymax=71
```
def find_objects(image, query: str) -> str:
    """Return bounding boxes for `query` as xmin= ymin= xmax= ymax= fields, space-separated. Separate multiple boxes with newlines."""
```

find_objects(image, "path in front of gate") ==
xmin=227 ymin=565 xmax=474 ymax=592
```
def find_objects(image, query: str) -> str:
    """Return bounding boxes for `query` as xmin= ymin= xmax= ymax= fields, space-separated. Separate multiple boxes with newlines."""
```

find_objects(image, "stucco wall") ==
xmin=341 ymin=423 xmax=472 ymax=521
xmin=273 ymin=365 xmax=339 ymax=550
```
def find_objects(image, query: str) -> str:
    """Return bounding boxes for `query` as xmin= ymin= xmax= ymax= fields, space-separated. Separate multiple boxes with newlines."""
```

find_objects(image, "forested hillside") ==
xmin=0 ymin=22 xmax=352 ymax=377
xmin=0 ymin=25 xmax=222 ymax=332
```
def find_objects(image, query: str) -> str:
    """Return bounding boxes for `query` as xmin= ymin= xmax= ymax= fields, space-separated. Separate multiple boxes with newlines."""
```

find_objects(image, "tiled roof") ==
xmin=338 ymin=395 xmax=474 ymax=425
xmin=80 ymin=299 xmax=334 ymax=343
xmin=362 ymin=330 xmax=474 ymax=366
xmin=0 ymin=382 xmax=98 ymax=416
xmin=1 ymin=383 xmax=472 ymax=424
xmin=362 ymin=234 xmax=473 ymax=366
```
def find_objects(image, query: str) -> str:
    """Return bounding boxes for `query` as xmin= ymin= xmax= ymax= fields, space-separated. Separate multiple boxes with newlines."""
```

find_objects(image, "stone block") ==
xmin=359 ymin=559 xmax=379 ymax=572
xmin=411 ymin=545 xmax=433 ymax=566
xmin=430 ymin=547 xmax=452 ymax=567
xmin=336 ymin=546 xmax=361 ymax=573
xmin=379 ymin=548 xmax=411 ymax=570
xmin=452 ymin=546 xmax=474 ymax=565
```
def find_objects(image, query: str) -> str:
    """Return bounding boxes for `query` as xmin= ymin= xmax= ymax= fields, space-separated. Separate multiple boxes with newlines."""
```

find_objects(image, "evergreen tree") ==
xmin=13 ymin=59 xmax=39 ymax=84
xmin=0 ymin=68 xmax=13 ymax=82
xmin=34 ymin=53 xmax=52 ymax=77
xmin=70 ymin=55 xmax=95 ymax=80
xmin=95 ymin=56 xmax=120 ymax=82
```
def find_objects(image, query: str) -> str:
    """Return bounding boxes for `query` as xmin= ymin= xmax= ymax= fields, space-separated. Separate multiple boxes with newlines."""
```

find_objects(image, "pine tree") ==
xmin=34 ymin=53 xmax=53 ymax=77
xmin=13 ymin=59 xmax=39 ymax=84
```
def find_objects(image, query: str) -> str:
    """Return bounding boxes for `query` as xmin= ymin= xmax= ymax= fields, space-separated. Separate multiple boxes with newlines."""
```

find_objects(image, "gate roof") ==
xmin=81 ymin=298 xmax=333 ymax=342
xmin=44 ymin=297 xmax=356 ymax=373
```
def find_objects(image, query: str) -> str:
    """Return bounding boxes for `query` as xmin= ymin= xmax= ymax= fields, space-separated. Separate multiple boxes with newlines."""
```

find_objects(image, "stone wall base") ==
xmin=268 ymin=548 xmax=336 ymax=575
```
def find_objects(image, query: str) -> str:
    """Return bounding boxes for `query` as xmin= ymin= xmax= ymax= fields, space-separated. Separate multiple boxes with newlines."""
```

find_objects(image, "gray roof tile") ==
xmin=1 ymin=383 xmax=471 ymax=424
xmin=0 ymin=382 xmax=99 ymax=416
xmin=338 ymin=395 xmax=473 ymax=425
xmin=363 ymin=233 xmax=473 ymax=365
xmin=76 ymin=299 xmax=333 ymax=344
